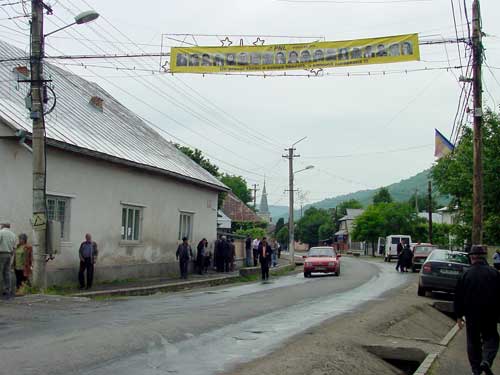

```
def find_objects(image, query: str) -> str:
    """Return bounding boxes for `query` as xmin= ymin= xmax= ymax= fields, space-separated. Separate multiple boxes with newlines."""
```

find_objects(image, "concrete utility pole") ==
xmin=283 ymin=137 xmax=305 ymax=264
xmin=30 ymin=0 xmax=47 ymax=289
xmin=428 ymin=181 xmax=433 ymax=244
xmin=252 ymin=184 xmax=259 ymax=210
xmin=471 ymin=0 xmax=483 ymax=245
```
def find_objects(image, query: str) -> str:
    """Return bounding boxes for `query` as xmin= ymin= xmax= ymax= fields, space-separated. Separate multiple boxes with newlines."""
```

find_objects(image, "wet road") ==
xmin=0 ymin=258 xmax=410 ymax=375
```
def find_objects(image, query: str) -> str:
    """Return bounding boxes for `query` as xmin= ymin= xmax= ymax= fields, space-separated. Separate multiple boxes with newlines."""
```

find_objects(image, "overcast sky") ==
xmin=2 ymin=0 xmax=499 ymax=207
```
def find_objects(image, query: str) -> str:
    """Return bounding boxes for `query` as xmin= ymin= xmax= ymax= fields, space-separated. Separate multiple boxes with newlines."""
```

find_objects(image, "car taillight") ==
xmin=422 ymin=264 xmax=432 ymax=274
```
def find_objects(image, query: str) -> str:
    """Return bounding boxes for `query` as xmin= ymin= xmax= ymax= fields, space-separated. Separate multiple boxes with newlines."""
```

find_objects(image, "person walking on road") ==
xmin=196 ymin=238 xmax=208 ymax=275
xmin=176 ymin=237 xmax=193 ymax=279
xmin=400 ymin=243 xmax=413 ymax=273
xmin=0 ymin=222 xmax=16 ymax=299
xmin=395 ymin=240 xmax=404 ymax=272
xmin=493 ymin=249 xmax=500 ymax=271
xmin=455 ymin=245 xmax=500 ymax=375
xmin=78 ymin=233 xmax=98 ymax=289
xmin=258 ymin=237 xmax=271 ymax=281
xmin=270 ymin=238 xmax=278 ymax=268
xmin=12 ymin=233 xmax=32 ymax=291
xmin=245 ymin=235 xmax=252 ymax=267
xmin=252 ymin=237 xmax=260 ymax=267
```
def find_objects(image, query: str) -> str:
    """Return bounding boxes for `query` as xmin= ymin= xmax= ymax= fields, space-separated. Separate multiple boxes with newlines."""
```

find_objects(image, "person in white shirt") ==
xmin=0 ymin=222 xmax=17 ymax=299
xmin=493 ymin=249 xmax=500 ymax=271
xmin=252 ymin=238 xmax=261 ymax=267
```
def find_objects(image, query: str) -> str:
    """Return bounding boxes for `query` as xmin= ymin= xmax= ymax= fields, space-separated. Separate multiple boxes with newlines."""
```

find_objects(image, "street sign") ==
xmin=32 ymin=212 xmax=47 ymax=231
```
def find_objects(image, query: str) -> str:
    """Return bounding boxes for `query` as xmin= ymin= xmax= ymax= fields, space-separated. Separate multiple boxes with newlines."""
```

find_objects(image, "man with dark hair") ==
xmin=220 ymin=236 xmax=231 ymax=272
xmin=176 ymin=237 xmax=193 ymax=279
xmin=455 ymin=245 xmax=500 ymax=375
xmin=79 ymin=233 xmax=98 ymax=289
xmin=245 ymin=235 xmax=252 ymax=267
xmin=0 ymin=222 xmax=16 ymax=299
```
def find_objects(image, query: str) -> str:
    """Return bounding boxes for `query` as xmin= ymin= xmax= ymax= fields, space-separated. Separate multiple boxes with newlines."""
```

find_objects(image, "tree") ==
xmin=175 ymin=145 xmax=220 ymax=177
xmin=220 ymin=174 xmax=252 ymax=204
xmin=432 ymin=110 xmax=500 ymax=244
xmin=274 ymin=218 xmax=285 ymax=236
xmin=318 ymin=220 xmax=336 ymax=242
xmin=276 ymin=226 xmax=289 ymax=247
xmin=236 ymin=227 xmax=266 ymax=240
xmin=295 ymin=207 xmax=332 ymax=247
xmin=372 ymin=187 xmax=393 ymax=204
xmin=407 ymin=193 xmax=441 ymax=213
xmin=336 ymin=199 xmax=363 ymax=217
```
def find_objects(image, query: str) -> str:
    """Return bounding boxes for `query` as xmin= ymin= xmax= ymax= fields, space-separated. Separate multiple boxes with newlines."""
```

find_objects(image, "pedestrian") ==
xmin=229 ymin=238 xmax=236 ymax=271
xmin=395 ymin=240 xmax=403 ymax=272
xmin=252 ymin=237 xmax=260 ymax=267
xmin=78 ymin=233 xmax=98 ymax=289
xmin=220 ymin=236 xmax=231 ymax=273
xmin=493 ymin=249 xmax=500 ymax=271
xmin=214 ymin=236 xmax=222 ymax=272
xmin=204 ymin=249 xmax=212 ymax=273
xmin=400 ymin=243 xmax=413 ymax=273
xmin=455 ymin=245 xmax=500 ymax=375
xmin=196 ymin=238 xmax=208 ymax=275
xmin=176 ymin=236 xmax=193 ymax=279
xmin=12 ymin=233 xmax=32 ymax=292
xmin=0 ymin=222 xmax=16 ymax=299
xmin=258 ymin=237 xmax=271 ymax=281
xmin=278 ymin=242 xmax=282 ymax=259
xmin=270 ymin=238 xmax=278 ymax=267
xmin=245 ymin=235 xmax=252 ymax=267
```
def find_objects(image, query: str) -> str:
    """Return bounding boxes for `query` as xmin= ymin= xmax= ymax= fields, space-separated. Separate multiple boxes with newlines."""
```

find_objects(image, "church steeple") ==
xmin=259 ymin=180 xmax=271 ymax=223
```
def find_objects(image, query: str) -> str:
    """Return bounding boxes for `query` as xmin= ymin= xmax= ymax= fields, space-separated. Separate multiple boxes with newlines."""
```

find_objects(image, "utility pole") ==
xmin=283 ymin=139 xmax=303 ymax=265
xmin=471 ymin=0 xmax=483 ymax=245
xmin=252 ymin=184 xmax=259 ymax=210
xmin=428 ymin=181 xmax=433 ymax=244
xmin=30 ymin=0 xmax=47 ymax=289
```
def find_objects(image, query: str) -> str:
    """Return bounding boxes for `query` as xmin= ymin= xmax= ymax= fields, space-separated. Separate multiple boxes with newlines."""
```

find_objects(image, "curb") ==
xmin=71 ymin=274 xmax=239 ymax=298
xmin=414 ymin=323 xmax=461 ymax=375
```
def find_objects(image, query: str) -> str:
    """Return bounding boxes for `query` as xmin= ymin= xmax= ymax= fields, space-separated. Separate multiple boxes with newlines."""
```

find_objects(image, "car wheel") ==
xmin=304 ymin=272 xmax=310 ymax=278
xmin=417 ymin=284 xmax=427 ymax=297
xmin=384 ymin=257 xmax=388 ymax=262
xmin=412 ymin=267 xmax=417 ymax=273
xmin=336 ymin=268 xmax=340 ymax=277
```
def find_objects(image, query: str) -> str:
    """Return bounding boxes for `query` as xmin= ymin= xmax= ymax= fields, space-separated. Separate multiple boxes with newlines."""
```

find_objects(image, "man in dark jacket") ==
xmin=176 ymin=237 xmax=193 ymax=279
xmin=220 ymin=236 xmax=231 ymax=273
xmin=395 ymin=241 xmax=404 ymax=272
xmin=78 ymin=233 xmax=98 ymax=289
xmin=245 ymin=235 xmax=252 ymax=267
xmin=455 ymin=245 xmax=500 ymax=375
xmin=258 ymin=237 xmax=271 ymax=281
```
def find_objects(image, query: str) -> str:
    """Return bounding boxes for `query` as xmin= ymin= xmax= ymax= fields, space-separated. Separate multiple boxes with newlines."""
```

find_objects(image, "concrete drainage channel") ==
xmin=365 ymin=300 xmax=459 ymax=375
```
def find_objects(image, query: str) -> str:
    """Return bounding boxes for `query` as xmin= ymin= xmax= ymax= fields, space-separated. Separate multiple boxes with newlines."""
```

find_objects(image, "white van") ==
xmin=384 ymin=235 xmax=412 ymax=262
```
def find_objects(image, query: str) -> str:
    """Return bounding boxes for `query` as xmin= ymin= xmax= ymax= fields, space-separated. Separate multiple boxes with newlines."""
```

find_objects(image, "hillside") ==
xmin=270 ymin=169 xmax=449 ymax=221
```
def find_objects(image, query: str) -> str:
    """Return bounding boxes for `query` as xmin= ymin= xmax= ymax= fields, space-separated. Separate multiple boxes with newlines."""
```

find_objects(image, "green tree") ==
xmin=318 ymin=220 xmax=336 ymax=242
xmin=274 ymin=217 xmax=285 ymax=236
xmin=235 ymin=227 xmax=266 ymax=240
xmin=276 ymin=226 xmax=289 ymax=246
xmin=295 ymin=207 xmax=331 ymax=247
xmin=432 ymin=110 xmax=500 ymax=244
xmin=220 ymin=174 xmax=252 ymax=204
xmin=336 ymin=199 xmax=363 ymax=216
xmin=373 ymin=187 xmax=393 ymax=204
xmin=175 ymin=145 xmax=220 ymax=177
xmin=407 ymin=192 xmax=442 ymax=213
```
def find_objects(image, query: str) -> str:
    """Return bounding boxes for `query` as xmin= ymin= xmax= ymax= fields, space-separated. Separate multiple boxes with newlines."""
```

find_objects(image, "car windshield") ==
xmin=308 ymin=248 xmax=335 ymax=257
xmin=428 ymin=250 xmax=470 ymax=264
xmin=414 ymin=246 xmax=436 ymax=254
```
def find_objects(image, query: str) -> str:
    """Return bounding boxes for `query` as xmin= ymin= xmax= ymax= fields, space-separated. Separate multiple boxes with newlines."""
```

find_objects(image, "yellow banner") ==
xmin=170 ymin=33 xmax=419 ymax=73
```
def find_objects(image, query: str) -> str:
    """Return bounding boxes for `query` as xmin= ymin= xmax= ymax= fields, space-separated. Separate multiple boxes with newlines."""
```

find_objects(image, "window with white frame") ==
xmin=47 ymin=196 xmax=70 ymax=240
xmin=121 ymin=205 xmax=142 ymax=242
xmin=178 ymin=212 xmax=194 ymax=241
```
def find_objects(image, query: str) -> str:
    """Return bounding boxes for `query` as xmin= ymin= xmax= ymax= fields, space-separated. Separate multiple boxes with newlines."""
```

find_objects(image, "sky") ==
xmin=1 ymin=0 xmax=499 ymax=207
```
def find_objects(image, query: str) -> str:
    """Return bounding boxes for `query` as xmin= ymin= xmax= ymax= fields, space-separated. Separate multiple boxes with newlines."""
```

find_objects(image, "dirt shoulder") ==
xmin=224 ymin=274 xmax=455 ymax=375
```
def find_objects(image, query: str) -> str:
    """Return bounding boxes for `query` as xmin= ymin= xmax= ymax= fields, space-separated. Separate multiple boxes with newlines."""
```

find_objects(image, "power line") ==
xmin=302 ymin=144 xmax=433 ymax=159
xmin=277 ymin=0 xmax=432 ymax=4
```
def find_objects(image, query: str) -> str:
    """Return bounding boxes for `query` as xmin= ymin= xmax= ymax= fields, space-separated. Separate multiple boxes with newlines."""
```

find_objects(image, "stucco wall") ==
xmin=0 ymin=136 xmax=219 ymax=285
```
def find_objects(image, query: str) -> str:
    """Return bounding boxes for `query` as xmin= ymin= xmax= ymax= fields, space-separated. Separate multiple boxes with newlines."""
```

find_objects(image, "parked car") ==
xmin=303 ymin=247 xmax=341 ymax=277
xmin=418 ymin=249 xmax=470 ymax=296
xmin=384 ymin=234 xmax=412 ymax=262
xmin=411 ymin=243 xmax=437 ymax=272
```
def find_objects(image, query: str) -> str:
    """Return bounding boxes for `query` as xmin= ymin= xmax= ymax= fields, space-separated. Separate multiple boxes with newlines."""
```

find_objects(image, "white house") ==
xmin=0 ymin=40 xmax=228 ymax=285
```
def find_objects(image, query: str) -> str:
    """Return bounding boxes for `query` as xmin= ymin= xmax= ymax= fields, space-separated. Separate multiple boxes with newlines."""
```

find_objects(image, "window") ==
xmin=178 ymin=212 xmax=193 ymax=240
xmin=121 ymin=206 xmax=142 ymax=242
xmin=47 ymin=196 xmax=70 ymax=240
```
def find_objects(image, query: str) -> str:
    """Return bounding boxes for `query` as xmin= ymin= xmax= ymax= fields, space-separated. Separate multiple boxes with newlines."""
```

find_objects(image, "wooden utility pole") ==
xmin=30 ymin=0 xmax=47 ymax=289
xmin=471 ymin=0 xmax=483 ymax=245
xmin=428 ymin=181 xmax=433 ymax=244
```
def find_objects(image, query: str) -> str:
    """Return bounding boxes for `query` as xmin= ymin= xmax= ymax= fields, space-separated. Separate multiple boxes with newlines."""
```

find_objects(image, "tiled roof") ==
xmin=339 ymin=208 xmax=365 ymax=221
xmin=0 ymin=40 xmax=227 ymax=191
xmin=221 ymin=192 xmax=262 ymax=222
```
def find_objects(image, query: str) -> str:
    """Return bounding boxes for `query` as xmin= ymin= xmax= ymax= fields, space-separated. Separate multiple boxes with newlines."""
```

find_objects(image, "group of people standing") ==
xmin=395 ymin=240 xmax=413 ymax=273
xmin=245 ymin=236 xmax=281 ymax=281
xmin=0 ymin=222 xmax=33 ymax=299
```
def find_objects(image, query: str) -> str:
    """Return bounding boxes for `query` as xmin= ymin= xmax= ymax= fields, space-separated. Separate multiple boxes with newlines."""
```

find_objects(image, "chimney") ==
xmin=89 ymin=96 xmax=104 ymax=111
xmin=13 ymin=66 xmax=29 ymax=77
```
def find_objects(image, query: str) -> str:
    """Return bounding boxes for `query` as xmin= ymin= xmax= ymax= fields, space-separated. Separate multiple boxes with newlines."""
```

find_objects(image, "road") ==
xmin=0 ymin=258 xmax=410 ymax=375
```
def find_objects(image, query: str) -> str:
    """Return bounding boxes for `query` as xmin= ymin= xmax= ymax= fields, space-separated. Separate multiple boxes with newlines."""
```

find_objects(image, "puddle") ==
xmin=364 ymin=345 xmax=426 ymax=375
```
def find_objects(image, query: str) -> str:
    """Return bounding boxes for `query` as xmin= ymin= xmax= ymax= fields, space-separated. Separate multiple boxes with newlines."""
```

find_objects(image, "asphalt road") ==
xmin=0 ymin=258 xmax=410 ymax=375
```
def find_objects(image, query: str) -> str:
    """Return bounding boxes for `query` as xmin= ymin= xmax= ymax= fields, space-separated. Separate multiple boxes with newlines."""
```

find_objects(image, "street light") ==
xmin=44 ymin=10 xmax=99 ymax=37
xmin=295 ymin=165 xmax=315 ymax=175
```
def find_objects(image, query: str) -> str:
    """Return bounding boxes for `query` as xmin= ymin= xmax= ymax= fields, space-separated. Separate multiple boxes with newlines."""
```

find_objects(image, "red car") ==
xmin=412 ymin=243 xmax=437 ymax=272
xmin=303 ymin=247 xmax=341 ymax=277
